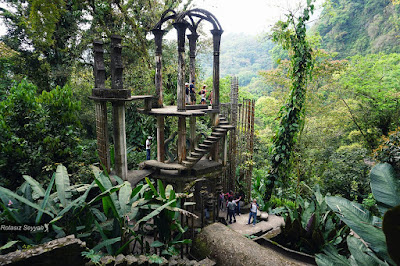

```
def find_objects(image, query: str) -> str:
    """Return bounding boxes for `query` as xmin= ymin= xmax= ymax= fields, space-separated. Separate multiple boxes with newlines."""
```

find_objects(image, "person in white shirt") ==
xmin=146 ymin=136 xmax=152 ymax=160
xmin=248 ymin=199 xmax=259 ymax=226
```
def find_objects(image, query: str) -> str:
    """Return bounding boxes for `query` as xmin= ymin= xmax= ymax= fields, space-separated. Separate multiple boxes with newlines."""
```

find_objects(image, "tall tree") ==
xmin=263 ymin=1 xmax=315 ymax=202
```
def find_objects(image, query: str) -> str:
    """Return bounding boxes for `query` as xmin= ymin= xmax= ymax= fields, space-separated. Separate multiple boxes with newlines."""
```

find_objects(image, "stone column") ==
xmin=190 ymin=117 xmax=196 ymax=152
xmin=152 ymin=29 xmax=165 ymax=108
xmin=187 ymin=33 xmax=199 ymax=87
xmin=173 ymin=22 xmax=187 ymax=112
xmin=93 ymin=40 xmax=110 ymax=172
xmin=178 ymin=117 xmax=186 ymax=163
xmin=152 ymin=29 xmax=166 ymax=162
xmin=211 ymin=29 xmax=223 ymax=111
xmin=110 ymin=35 xmax=127 ymax=180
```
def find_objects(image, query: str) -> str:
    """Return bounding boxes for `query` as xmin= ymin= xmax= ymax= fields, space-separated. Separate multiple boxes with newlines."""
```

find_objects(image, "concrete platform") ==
xmin=138 ymin=105 xmax=219 ymax=117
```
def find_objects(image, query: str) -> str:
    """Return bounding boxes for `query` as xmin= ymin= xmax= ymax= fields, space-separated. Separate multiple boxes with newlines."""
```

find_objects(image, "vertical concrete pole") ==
xmin=152 ymin=29 xmax=166 ymax=162
xmin=157 ymin=116 xmax=165 ymax=162
xmin=229 ymin=77 xmax=239 ymax=192
xmin=187 ymin=34 xmax=199 ymax=152
xmin=93 ymin=40 xmax=110 ymax=172
xmin=178 ymin=117 xmax=186 ymax=163
xmin=152 ymin=29 xmax=165 ymax=108
xmin=173 ymin=22 xmax=187 ymax=112
xmin=211 ymin=29 xmax=223 ymax=111
xmin=187 ymin=33 xmax=199 ymax=87
xmin=110 ymin=35 xmax=127 ymax=180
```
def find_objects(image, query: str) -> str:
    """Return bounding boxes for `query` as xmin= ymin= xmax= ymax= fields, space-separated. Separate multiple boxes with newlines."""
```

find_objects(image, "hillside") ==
xmin=199 ymin=33 xmax=275 ymax=86
xmin=315 ymin=0 xmax=400 ymax=58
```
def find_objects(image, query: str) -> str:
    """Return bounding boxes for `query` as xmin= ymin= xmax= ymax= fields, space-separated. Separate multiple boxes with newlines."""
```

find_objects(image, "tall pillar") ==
xmin=157 ymin=116 xmax=165 ymax=162
xmin=211 ymin=29 xmax=223 ymax=110
xmin=152 ymin=29 xmax=166 ymax=162
xmin=187 ymin=33 xmax=199 ymax=86
xmin=152 ymin=29 xmax=165 ymax=108
xmin=173 ymin=22 xmax=187 ymax=112
xmin=110 ymin=35 xmax=127 ymax=180
xmin=190 ymin=117 xmax=196 ymax=152
xmin=178 ymin=117 xmax=186 ymax=163
xmin=93 ymin=40 xmax=110 ymax=172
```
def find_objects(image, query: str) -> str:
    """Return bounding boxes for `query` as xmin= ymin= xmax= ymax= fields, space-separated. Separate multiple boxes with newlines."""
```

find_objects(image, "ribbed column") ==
xmin=110 ymin=35 xmax=127 ymax=180
xmin=211 ymin=29 xmax=223 ymax=110
xmin=173 ymin=22 xmax=187 ymax=112
xmin=152 ymin=29 xmax=165 ymax=108
xmin=93 ymin=40 xmax=110 ymax=172
xmin=187 ymin=33 xmax=199 ymax=87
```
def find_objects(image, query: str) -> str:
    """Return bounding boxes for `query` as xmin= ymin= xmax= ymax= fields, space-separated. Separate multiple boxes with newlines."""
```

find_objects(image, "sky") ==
xmin=0 ymin=0 xmax=323 ymax=37
xmin=190 ymin=0 xmax=324 ymax=36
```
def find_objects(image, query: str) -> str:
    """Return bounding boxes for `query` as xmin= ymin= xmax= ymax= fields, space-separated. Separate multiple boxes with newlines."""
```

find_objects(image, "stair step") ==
xmin=215 ymin=128 xmax=228 ymax=132
xmin=220 ymin=125 xmax=235 ymax=130
xmin=199 ymin=143 xmax=212 ymax=149
xmin=186 ymin=156 xmax=200 ymax=162
xmin=203 ymin=139 xmax=216 ymax=144
xmin=219 ymin=121 xmax=229 ymax=125
xmin=206 ymin=136 xmax=220 ymax=140
xmin=194 ymin=148 xmax=208 ymax=153
xmin=190 ymin=152 xmax=204 ymax=157
xmin=211 ymin=132 xmax=224 ymax=137
xmin=182 ymin=160 xmax=195 ymax=167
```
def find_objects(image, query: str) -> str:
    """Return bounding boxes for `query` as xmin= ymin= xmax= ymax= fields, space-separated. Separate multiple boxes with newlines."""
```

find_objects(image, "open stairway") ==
xmin=181 ymin=115 xmax=234 ymax=168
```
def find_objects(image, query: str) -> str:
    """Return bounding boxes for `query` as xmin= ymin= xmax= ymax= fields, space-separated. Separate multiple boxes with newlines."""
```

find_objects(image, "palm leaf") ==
xmin=370 ymin=163 xmax=400 ymax=215
xmin=55 ymin=164 xmax=71 ymax=207
xmin=326 ymin=196 xmax=393 ymax=264
xmin=133 ymin=199 xmax=176 ymax=227
xmin=0 ymin=187 xmax=54 ymax=218
xmin=22 ymin=175 xmax=45 ymax=199
xmin=35 ymin=173 xmax=55 ymax=224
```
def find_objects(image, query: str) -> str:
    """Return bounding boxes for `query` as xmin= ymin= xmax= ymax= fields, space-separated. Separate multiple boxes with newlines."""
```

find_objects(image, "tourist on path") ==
xmin=227 ymin=197 xmax=237 ymax=224
xmin=248 ymin=199 xmax=259 ymax=226
xmin=218 ymin=191 xmax=225 ymax=211
xmin=146 ymin=136 xmax=152 ymax=160
xmin=234 ymin=195 xmax=242 ymax=216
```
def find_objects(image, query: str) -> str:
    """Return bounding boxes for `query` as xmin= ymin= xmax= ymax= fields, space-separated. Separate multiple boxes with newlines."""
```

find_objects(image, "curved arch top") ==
xmin=153 ymin=8 xmax=223 ymax=33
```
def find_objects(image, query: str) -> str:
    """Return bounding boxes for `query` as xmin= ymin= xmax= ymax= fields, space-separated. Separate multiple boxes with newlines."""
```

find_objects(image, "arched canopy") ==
xmin=153 ymin=8 xmax=223 ymax=34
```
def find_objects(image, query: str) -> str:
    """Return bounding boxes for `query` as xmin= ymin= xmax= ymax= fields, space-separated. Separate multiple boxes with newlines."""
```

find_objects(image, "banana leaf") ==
xmin=35 ymin=173 xmax=56 ymax=224
xmin=118 ymin=181 xmax=132 ymax=215
xmin=22 ymin=175 xmax=45 ymax=199
xmin=55 ymin=164 xmax=71 ymax=208
xmin=370 ymin=163 xmax=400 ymax=215
xmin=347 ymin=235 xmax=387 ymax=266
xmin=326 ymin=196 xmax=394 ymax=264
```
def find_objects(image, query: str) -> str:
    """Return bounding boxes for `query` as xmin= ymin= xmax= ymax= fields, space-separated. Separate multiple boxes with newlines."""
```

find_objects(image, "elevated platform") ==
xmin=138 ymin=105 xmax=219 ymax=117
xmin=142 ymin=158 xmax=223 ymax=180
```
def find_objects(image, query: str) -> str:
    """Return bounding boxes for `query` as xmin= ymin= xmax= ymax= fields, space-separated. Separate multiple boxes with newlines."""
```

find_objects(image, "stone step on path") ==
xmin=219 ymin=209 xmax=285 ymax=237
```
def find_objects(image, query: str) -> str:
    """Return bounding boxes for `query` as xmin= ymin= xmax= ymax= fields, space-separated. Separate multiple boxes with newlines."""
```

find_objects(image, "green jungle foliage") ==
xmin=0 ymin=80 xmax=87 ymax=189
xmin=0 ymin=165 xmax=194 ymax=260
xmin=315 ymin=0 xmax=400 ymax=58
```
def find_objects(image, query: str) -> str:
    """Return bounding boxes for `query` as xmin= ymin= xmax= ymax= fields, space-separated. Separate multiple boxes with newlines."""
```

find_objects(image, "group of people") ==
xmin=185 ymin=80 xmax=212 ymax=105
xmin=219 ymin=190 xmax=260 ymax=226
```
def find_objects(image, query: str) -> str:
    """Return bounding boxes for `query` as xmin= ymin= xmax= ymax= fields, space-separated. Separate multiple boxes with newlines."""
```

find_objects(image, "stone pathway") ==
xmin=219 ymin=209 xmax=285 ymax=237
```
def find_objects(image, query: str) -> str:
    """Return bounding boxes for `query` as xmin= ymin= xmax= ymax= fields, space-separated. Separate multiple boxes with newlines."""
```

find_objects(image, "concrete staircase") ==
xmin=182 ymin=115 xmax=234 ymax=168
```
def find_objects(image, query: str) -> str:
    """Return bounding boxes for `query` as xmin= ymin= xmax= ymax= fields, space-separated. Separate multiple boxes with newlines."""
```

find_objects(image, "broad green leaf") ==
xmin=158 ymin=179 xmax=166 ymax=199
xmin=0 ymin=187 xmax=54 ymax=218
xmin=119 ymin=181 xmax=132 ymax=214
xmin=0 ymin=240 xmax=18 ymax=250
xmin=370 ymin=163 xmax=400 ymax=214
xmin=22 ymin=175 xmax=45 ymax=199
xmin=92 ymin=237 xmax=121 ymax=252
xmin=150 ymin=240 xmax=164 ymax=248
xmin=145 ymin=177 xmax=158 ymax=197
xmin=347 ymin=236 xmax=383 ymax=266
xmin=316 ymin=245 xmax=351 ymax=266
xmin=49 ymin=182 xmax=95 ymax=223
xmin=326 ymin=196 xmax=392 ymax=263
xmin=35 ymin=173 xmax=55 ymax=224
xmin=55 ymin=164 xmax=71 ymax=207
xmin=94 ymin=176 xmax=121 ymax=218
xmin=134 ymin=199 xmax=176 ymax=227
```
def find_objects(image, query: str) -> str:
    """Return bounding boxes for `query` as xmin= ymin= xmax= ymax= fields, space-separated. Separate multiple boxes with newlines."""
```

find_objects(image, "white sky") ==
xmin=0 ymin=0 xmax=323 ymax=37
xmin=190 ymin=0 xmax=324 ymax=35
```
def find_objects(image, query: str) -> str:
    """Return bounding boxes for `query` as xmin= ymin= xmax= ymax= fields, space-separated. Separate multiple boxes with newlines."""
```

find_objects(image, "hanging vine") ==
xmin=264 ymin=1 xmax=315 ymax=202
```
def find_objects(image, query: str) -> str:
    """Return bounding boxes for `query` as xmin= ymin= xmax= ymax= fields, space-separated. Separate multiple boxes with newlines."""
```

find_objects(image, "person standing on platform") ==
xmin=185 ymin=83 xmax=190 ymax=105
xmin=199 ymin=85 xmax=207 ymax=104
xmin=248 ymin=199 xmax=259 ymax=226
xmin=190 ymin=80 xmax=196 ymax=105
xmin=146 ymin=136 xmax=152 ymax=160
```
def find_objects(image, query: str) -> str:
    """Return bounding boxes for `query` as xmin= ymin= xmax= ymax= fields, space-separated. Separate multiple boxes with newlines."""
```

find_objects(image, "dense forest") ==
xmin=0 ymin=0 xmax=399 ymax=264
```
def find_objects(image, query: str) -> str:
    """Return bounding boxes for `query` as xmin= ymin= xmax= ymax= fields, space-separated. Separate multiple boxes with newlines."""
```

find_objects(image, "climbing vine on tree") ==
xmin=264 ymin=1 xmax=315 ymax=202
